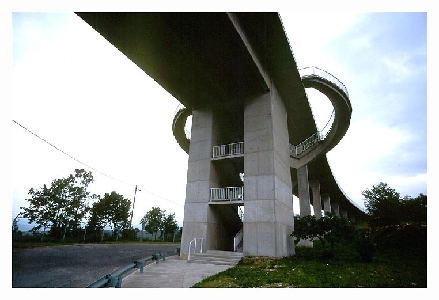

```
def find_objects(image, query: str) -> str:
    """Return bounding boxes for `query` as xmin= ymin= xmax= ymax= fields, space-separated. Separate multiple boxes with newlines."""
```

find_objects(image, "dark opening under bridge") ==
xmin=76 ymin=12 xmax=366 ymax=258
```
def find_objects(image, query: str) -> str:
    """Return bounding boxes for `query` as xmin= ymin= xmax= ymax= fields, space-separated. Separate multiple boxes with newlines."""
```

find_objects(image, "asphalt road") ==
xmin=12 ymin=243 xmax=180 ymax=288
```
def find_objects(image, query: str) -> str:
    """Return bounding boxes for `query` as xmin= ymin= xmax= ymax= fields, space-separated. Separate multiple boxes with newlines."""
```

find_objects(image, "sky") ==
xmin=4 ymin=7 xmax=432 ymax=232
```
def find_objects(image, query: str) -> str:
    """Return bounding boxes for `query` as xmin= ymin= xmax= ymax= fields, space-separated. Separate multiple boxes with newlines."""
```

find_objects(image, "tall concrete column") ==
xmin=291 ymin=181 xmax=297 ymax=216
xmin=180 ymin=109 xmax=219 ymax=258
xmin=322 ymin=193 xmax=331 ymax=215
xmin=296 ymin=165 xmax=313 ymax=247
xmin=309 ymin=180 xmax=322 ymax=219
xmin=332 ymin=202 xmax=340 ymax=217
xmin=341 ymin=210 xmax=348 ymax=219
xmin=297 ymin=165 xmax=311 ymax=217
xmin=243 ymin=88 xmax=294 ymax=257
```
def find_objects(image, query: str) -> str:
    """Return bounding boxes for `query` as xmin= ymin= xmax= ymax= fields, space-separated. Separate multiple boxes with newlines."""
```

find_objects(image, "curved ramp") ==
xmin=172 ymin=106 xmax=192 ymax=154
xmin=290 ymin=67 xmax=352 ymax=168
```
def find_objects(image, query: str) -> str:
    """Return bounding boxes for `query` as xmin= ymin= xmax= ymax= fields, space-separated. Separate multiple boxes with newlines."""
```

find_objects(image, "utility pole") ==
xmin=130 ymin=185 xmax=140 ymax=228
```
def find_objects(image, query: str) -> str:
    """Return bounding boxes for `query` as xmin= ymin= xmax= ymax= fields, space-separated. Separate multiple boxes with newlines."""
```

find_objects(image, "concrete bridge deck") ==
xmin=75 ymin=12 xmax=363 ymax=220
xmin=75 ymin=13 xmax=366 ymax=258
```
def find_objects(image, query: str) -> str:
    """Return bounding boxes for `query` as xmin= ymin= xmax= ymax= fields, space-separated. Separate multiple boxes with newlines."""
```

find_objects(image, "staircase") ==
xmin=188 ymin=250 xmax=243 ymax=266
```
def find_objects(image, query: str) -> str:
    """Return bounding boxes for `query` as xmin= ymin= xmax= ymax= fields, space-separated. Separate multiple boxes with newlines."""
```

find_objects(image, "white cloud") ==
xmin=338 ymin=120 xmax=407 ymax=163
xmin=326 ymin=119 xmax=413 ymax=206
xmin=280 ymin=11 xmax=361 ymax=69
xmin=380 ymin=52 xmax=426 ymax=85
xmin=386 ymin=173 xmax=427 ymax=197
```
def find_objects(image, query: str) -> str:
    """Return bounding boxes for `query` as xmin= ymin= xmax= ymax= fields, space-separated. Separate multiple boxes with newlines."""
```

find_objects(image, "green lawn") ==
xmin=192 ymin=242 xmax=427 ymax=288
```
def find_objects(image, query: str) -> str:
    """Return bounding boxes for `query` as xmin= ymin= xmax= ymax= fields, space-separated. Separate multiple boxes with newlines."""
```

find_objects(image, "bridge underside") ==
xmin=75 ymin=12 xmax=366 ymax=257
xmin=76 ymin=13 xmax=316 ymax=144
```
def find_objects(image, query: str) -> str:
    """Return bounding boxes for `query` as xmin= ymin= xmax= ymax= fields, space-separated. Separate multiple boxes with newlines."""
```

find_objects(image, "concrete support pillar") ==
xmin=296 ymin=165 xmax=313 ymax=247
xmin=180 ymin=109 xmax=219 ymax=258
xmin=297 ymin=165 xmax=311 ymax=217
xmin=291 ymin=181 xmax=297 ymax=215
xmin=309 ymin=180 xmax=322 ymax=219
xmin=332 ymin=202 xmax=340 ymax=217
xmin=322 ymin=193 xmax=331 ymax=215
xmin=243 ymin=89 xmax=294 ymax=257
xmin=341 ymin=210 xmax=348 ymax=219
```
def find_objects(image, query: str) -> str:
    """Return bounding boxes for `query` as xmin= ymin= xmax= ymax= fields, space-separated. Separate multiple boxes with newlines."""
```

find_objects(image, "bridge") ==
xmin=76 ymin=12 xmax=366 ymax=258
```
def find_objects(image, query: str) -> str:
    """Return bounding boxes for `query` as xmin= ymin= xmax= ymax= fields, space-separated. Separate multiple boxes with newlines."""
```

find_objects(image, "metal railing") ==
xmin=320 ymin=109 xmax=335 ymax=139
xmin=289 ymin=108 xmax=335 ymax=158
xmin=188 ymin=237 xmax=204 ymax=261
xmin=238 ymin=206 xmax=244 ymax=222
xmin=87 ymin=249 xmax=178 ymax=288
xmin=234 ymin=227 xmax=243 ymax=252
xmin=212 ymin=142 xmax=244 ymax=159
xmin=289 ymin=132 xmax=322 ymax=157
xmin=174 ymin=104 xmax=191 ymax=140
xmin=210 ymin=186 xmax=244 ymax=202
xmin=299 ymin=66 xmax=349 ymax=98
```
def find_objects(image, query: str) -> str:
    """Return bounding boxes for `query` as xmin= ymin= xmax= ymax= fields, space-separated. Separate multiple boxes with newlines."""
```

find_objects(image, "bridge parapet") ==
xmin=299 ymin=66 xmax=349 ymax=98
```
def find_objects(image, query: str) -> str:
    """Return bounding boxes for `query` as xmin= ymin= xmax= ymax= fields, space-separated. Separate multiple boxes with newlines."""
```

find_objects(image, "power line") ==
xmin=139 ymin=188 xmax=184 ymax=207
xmin=12 ymin=119 xmax=135 ymax=186
xmin=12 ymin=119 xmax=184 ymax=207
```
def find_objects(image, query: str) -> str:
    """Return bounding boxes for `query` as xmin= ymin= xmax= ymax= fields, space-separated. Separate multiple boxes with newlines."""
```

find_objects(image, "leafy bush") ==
xmin=355 ymin=228 xmax=375 ymax=262
xmin=373 ymin=224 xmax=427 ymax=253
xmin=291 ymin=213 xmax=355 ymax=258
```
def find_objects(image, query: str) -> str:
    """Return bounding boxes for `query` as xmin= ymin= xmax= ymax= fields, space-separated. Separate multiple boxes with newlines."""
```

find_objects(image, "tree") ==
xmin=161 ymin=212 xmax=178 ymax=241
xmin=12 ymin=215 xmax=22 ymax=241
xmin=401 ymin=193 xmax=427 ymax=225
xmin=20 ymin=184 xmax=53 ymax=241
xmin=93 ymin=191 xmax=132 ymax=241
xmin=20 ymin=169 xmax=94 ymax=241
xmin=89 ymin=195 xmax=108 ymax=241
xmin=362 ymin=183 xmax=427 ymax=227
xmin=49 ymin=169 xmax=94 ymax=240
xmin=140 ymin=207 xmax=164 ymax=241
xmin=291 ymin=213 xmax=355 ymax=258
xmin=362 ymin=182 xmax=402 ymax=227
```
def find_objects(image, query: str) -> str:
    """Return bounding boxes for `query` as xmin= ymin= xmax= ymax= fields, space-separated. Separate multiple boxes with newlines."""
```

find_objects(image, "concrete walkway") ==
xmin=121 ymin=256 xmax=233 ymax=288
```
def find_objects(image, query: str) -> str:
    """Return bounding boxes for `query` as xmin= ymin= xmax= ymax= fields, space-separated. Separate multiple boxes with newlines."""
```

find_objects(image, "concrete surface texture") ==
xmin=73 ymin=13 xmax=364 ymax=261
xmin=122 ymin=256 xmax=233 ymax=288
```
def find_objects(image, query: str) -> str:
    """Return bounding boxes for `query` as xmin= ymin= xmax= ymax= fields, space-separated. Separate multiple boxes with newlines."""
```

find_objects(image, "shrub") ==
xmin=355 ymin=228 xmax=375 ymax=262
xmin=291 ymin=213 xmax=355 ymax=258
xmin=373 ymin=224 xmax=427 ymax=254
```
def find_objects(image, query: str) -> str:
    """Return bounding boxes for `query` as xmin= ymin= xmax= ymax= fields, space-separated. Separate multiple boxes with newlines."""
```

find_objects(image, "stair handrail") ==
xmin=188 ymin=237 xmax=204 ymax=261
xmin=234 ymin=227 xmax=243 ymax=252
xmin=238 ymin=206 xmax=244 ymax=222
xmin=289 ymin=108 xmax=335 ymax=158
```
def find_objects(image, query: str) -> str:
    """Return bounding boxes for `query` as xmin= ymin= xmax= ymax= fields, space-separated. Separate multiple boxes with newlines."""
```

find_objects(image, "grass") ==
xmin=192 ymin=242 xmax=427 ymax=288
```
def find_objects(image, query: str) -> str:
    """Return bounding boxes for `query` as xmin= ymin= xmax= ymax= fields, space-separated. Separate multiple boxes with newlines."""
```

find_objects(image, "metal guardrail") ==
xmin=289 ymin=132 xmax=322 ymax=158
xmin=299 ymin=66 xmax=349 ymax=98
xmin=87 ymin=248 xmax=179 ymax=288
xmin=210 ymin=187 xmax=244 ymax=202
xmin=212 ymin=142 xmax=244 ymax=159
xmin=173 ymin=104 xmax=191 ymax=140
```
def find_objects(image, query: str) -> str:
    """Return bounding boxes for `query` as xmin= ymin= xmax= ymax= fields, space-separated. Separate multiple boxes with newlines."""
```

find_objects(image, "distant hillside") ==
xmin=13 ymin=217 xmax=151 ymax=233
